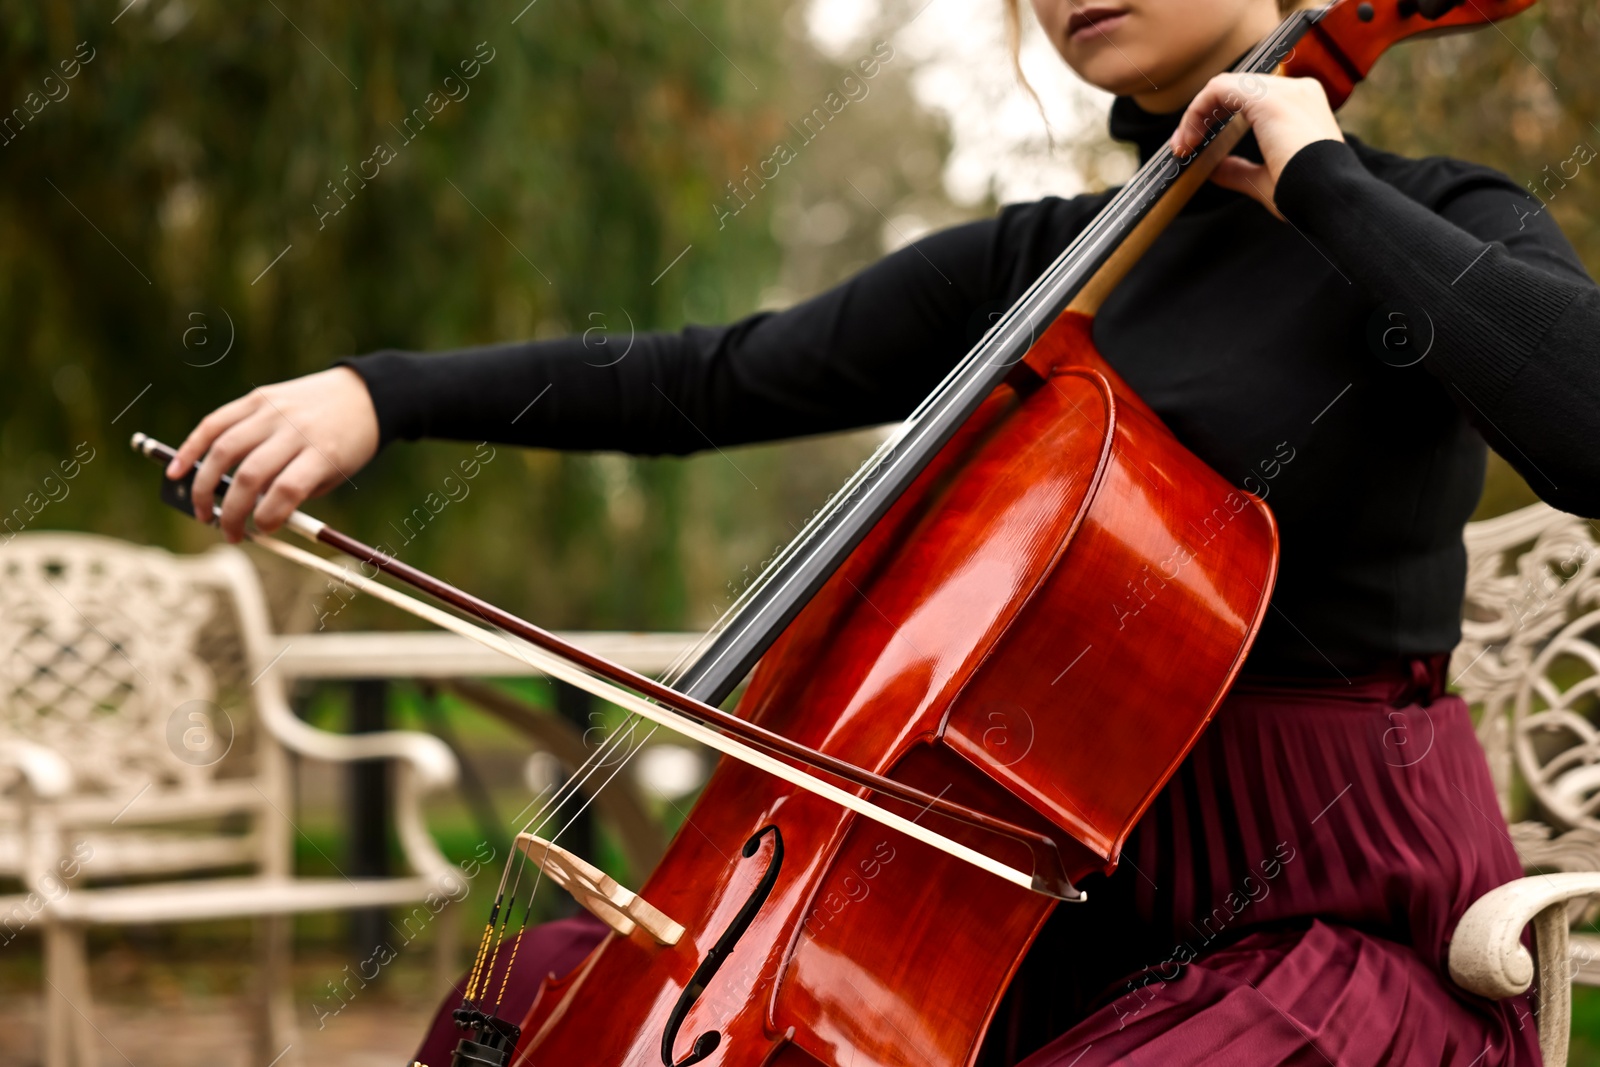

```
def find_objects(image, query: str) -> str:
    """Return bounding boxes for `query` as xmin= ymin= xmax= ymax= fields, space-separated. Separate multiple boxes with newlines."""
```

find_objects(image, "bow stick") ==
xmin=131 ymin=432 xmax=1081 ymax=901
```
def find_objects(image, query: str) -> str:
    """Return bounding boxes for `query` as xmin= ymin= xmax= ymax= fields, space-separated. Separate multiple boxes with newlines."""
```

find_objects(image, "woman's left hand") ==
xmin=1169 ymin=72 xmax=1344 ymax=218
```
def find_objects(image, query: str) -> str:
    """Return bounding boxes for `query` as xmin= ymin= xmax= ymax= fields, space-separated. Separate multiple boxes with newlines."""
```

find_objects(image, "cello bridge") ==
xmin=514 ymin=832 xmax=685 ymax=945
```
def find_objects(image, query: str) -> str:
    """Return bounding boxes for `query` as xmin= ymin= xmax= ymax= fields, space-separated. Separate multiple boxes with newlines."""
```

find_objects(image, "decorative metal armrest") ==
xmin=253 ymin=682 xmax=458 ymax=789
xmin=206 ymin=540 xmax=462 ymax=789
xmin=252 ymin=678 xmax=460 ymax=879
xmin=1449 ymin=872 xmax=1600 ymax=1067
xmin=0 ymin=739 xmax=75 ymax=799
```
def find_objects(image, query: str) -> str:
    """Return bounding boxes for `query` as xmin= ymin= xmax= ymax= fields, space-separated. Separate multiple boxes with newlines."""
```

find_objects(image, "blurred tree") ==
xmin=7 ymin=0 xmax=1590 ymax=642
xmin=0 ymin=0 xmax=923 ymax=631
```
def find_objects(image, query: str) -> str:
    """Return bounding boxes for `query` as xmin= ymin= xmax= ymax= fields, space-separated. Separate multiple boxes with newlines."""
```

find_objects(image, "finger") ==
xmin=254 ymin=450 xmax=337 ymax=532
xmin=219 ymin=431 xmax=303 ymax=541
xmin=1177 ymin=74 xmax=1235 ymax=156
xmin=168 ymin=391 xmax=262 ymax=478
xmin=1171 ymin=74 xmax=1247 ymax=158
xmin=191 ymin=414 xmax=275 ymax=530
xmin=1210 ymin=157 xmax=1284 ymax=220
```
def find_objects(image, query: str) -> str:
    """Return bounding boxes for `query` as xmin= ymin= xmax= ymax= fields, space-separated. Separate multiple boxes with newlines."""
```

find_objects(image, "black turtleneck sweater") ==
xmin=344 ymin=99 xmax=1600 ymax=676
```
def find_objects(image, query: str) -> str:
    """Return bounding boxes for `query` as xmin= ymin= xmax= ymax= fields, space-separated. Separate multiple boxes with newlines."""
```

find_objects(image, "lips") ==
xmin=1066 ymin=6 xmax=1128 ymax=40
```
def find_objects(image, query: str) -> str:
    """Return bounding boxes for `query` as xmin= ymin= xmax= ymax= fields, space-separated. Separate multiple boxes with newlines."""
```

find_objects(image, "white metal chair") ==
xmin=0 ymin=532 xmax=462 ymax=1067
xmin=1449 ymin=503 xmax=1600 ymax=1067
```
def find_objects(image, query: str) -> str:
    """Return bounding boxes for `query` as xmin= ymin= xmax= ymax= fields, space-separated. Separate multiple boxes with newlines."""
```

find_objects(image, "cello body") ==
xmin=482 ymin=8 xmax=1543 ymax=1059
xmin=512 ymin=313 xmax=1278 ymax=1066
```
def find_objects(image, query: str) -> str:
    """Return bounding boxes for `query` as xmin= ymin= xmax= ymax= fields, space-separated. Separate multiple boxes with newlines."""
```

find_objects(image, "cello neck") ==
xmin=669 ymin=9 xmax=1325 ymax=706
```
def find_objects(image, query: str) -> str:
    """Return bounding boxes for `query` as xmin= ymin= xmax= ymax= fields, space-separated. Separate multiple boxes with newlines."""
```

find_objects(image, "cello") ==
xmin=133 ymin=1 xmax=1539 ymax=1063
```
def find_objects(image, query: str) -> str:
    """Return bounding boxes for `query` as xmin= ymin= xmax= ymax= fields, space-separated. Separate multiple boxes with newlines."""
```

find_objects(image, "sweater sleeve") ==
xmin=339 ymin=199 xmax=1092 ymax=457
xmin=1273 ymin=138 xmax=1600 ymax=518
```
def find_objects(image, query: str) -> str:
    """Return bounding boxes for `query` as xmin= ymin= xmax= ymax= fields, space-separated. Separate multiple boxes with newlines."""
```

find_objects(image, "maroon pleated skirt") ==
xmin=414 ymin=656 xmax=1541 ymax=1066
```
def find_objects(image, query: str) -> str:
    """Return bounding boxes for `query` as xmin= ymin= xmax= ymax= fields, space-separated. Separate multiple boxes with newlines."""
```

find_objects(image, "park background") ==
xmin=2 ymin=0 xmax=1598 ymax=1062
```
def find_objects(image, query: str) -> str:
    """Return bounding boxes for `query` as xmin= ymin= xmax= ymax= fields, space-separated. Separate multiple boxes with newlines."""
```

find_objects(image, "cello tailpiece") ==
xmin=450 ymin=1004 xmax=522 ymax=1067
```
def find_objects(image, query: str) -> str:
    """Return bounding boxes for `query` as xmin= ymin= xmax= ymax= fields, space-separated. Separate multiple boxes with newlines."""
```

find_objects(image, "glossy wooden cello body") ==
xmin=500 ymin=3 xmax=1538 ymax=1065
xmin=517 ymin=320 xmax=1276 ymax=1067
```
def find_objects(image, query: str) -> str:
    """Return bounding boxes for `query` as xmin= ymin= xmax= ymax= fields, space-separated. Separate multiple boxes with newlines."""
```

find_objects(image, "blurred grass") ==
xmin=1575 ymin=987 xmax=1600 ymax=1065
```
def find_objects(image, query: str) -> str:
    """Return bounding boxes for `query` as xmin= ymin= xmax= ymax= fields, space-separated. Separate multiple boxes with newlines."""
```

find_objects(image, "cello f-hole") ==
xmin=660 ymin=825 xmax=785 ymax=1067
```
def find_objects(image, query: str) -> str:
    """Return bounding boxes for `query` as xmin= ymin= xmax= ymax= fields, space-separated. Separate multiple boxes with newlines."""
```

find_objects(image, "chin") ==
xmin=1065 ymin=48 xmax=1171 ymax=100
xmin=1072 ymin=59 xmax=1156 ymax=99
xmin=1038 ymin=0 xmax=1283 ymax=109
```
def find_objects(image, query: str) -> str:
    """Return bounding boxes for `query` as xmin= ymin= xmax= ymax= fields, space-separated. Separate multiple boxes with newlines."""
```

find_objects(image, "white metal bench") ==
xmin=5 ymin=503 xmax=1599 ymax=1065
xmin=1449 ymin=502 xmax=1600 ymax=1067
xmin=0 ymin=532 xmax=462 ymax=1067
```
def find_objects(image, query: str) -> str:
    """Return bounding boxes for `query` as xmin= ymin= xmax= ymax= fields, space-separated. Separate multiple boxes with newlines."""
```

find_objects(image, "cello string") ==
xmin=250 ymin=396 xmax=1065 ymax=887
xmin=476 ymin=716 xmax=656 ymax=1002
xmin=469 ymin=714 xmax=655 ymax=999
xmin=674 ymin=10 xmax=1314 ymax=688
xmin=489 ymin=717 xmax=661 ymax=964
xmin=275 ymin=12 xmax=1320 ymax=1014
xmin=292 ymin=9 xmax=1328 ymax=1012
xmin=465 ymin=627 xmax=713 ymax=1005
xmin=232 ymin=532 xmax=639 ymax=1004
xmin=500 ymin=709 xmax=633 ymax=846
xmin=477 ymin=621 xmax=702 ymax=1003
xmin=288 ymin=10 xmax=1324 ymax=1023
xmin=490 ymin=721 xmax=661 ymax=1015
xmin=253 ymin=532 xmax=1039 ymax=887
xmin=482 ymin=627 xmax=692 ymax=986
xmin=460 ymin=783 xmax=563 ymax=1002
xmin=466 ymin=793 xmax=561 ymax=1001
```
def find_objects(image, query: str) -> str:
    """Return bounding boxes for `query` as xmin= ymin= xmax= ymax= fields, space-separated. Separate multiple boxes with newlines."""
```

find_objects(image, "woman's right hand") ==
xmin=167 ymin=366 xmax=380 ymax=543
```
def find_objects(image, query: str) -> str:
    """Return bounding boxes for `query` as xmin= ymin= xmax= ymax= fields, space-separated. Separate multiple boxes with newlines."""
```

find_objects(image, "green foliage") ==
xmin=1574 ymin=985 xmax=1600 ymax=1065
xmin=0 ymin=0 xmax=820 ymax=629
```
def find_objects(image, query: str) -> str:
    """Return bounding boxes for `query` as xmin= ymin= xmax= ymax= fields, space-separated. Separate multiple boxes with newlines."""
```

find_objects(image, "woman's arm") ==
xmin=1272 ymin=140 xmax=1600 ymax=517
xmin=171 ymin=200 xmax=1096 ymax=540
xmin=340 ymin=218 xmax=1005 ymax=456
xmin=1177 ymin=73 xmax=1600 ymax=519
